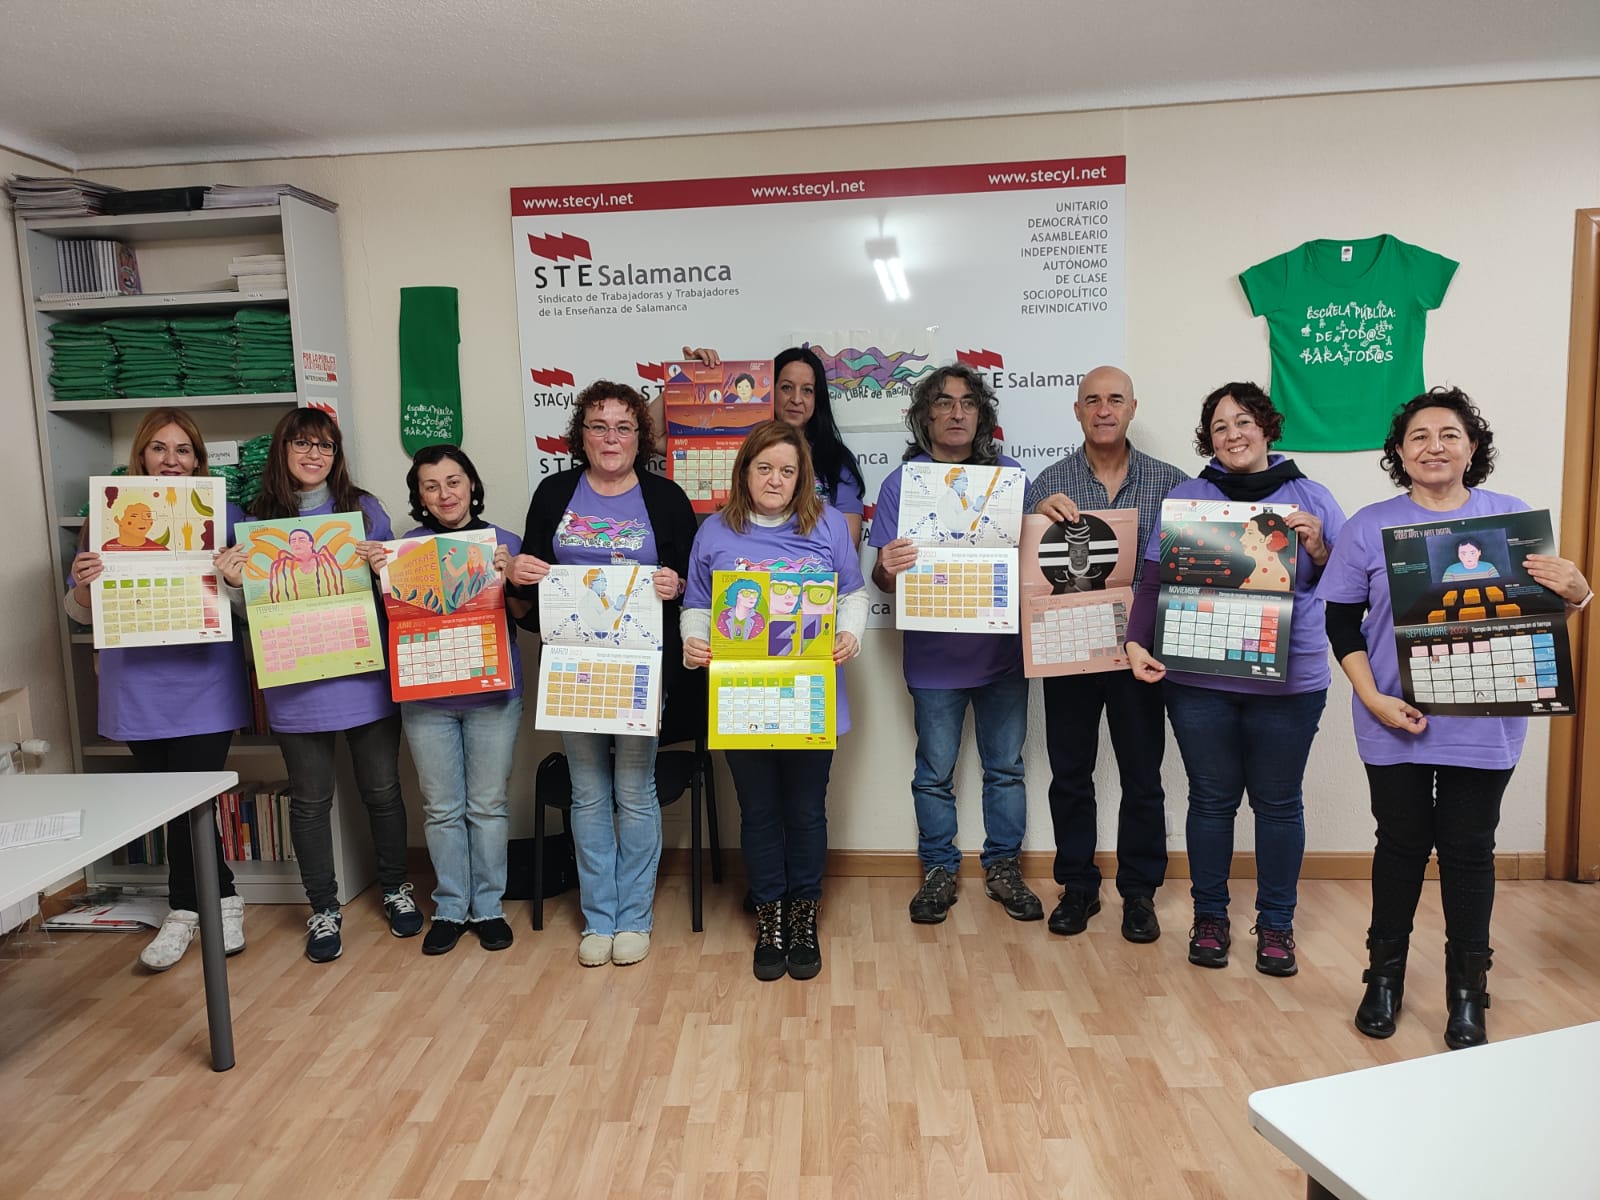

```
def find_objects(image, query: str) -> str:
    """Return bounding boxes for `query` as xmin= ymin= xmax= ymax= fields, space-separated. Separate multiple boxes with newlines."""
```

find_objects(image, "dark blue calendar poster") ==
xmin=1381 ymin=509 xmax=1574 ymax=716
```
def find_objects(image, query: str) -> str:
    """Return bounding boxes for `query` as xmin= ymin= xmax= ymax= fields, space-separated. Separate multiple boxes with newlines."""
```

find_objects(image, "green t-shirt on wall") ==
xmin=1239 ymin=235 xmax=1457 ymax=452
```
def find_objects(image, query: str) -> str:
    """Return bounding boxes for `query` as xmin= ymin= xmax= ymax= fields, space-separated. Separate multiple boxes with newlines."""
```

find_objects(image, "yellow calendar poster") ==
xmin=708 ymin=569 xmax=837 ymax=748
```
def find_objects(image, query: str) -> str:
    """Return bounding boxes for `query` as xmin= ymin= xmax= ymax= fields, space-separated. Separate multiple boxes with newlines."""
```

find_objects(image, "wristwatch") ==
xmin=1575 ymin=589 xmax=1594 ymax=611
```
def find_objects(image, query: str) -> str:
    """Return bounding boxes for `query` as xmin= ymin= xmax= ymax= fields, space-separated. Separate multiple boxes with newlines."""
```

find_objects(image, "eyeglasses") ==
xmin=290 ymin=437 xmax=337 ymax=456
xmin=931 ymin=395 xmax=980 ymax=414
xmin=582 ymin=423 xmax=638 ymax=440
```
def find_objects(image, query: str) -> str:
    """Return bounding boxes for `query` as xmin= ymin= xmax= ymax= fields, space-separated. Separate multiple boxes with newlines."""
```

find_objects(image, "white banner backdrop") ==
xmin=510 ymin=157 xmax=1126 ymax=623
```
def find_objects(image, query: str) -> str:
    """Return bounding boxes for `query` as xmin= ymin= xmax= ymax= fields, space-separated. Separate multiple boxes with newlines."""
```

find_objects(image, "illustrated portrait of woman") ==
xmin=441 ymin=541 xmax=491 ymax=609
xmin=267 ymin=527 xmax=345 ymax=601
xmin=576 ymin=567 xmax=613 ymax=633
xmin=1039 ymin=515 xmax=1115 ymax=594
xmin=730 ymin=372 xmax=758 ymax=403
xmin=716 ymin=578 xmax=766 ymax=640
xmin=1238 ymin=512 xmax=1295 ymax=592
xmin=1441 ymin=535 xmax=1501 ymax=582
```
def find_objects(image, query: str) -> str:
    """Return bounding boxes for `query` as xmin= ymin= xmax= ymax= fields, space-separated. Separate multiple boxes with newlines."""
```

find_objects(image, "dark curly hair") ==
xmin=903 ymin=363 xmax=1002 ymax=465
xmin=1194 ymin=382 xmax=1283 ymax=458
xmin=564 ymin=380 xmax=655 ymax=471
xmin=1379 ymin=387 xmax=1496 ymax=490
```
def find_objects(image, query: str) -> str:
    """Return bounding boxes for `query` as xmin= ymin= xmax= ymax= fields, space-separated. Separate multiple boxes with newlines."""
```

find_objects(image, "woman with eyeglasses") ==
xmin=510 ymin=381 xmax=697 ymax=967
xmin=63 ymin=407 xmax=253 ymax=971
xmin=229 ymin=408 xmax=419 ymax=963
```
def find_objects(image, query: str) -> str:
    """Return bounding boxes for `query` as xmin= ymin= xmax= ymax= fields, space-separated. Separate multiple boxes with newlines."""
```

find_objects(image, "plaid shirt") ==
xmin=1023 ymin=440 xmax=1187 ymax=584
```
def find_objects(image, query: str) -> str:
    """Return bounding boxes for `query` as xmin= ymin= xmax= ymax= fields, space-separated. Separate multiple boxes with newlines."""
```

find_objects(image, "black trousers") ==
xmin=128 ymin=730 xmax=237 ymax=911
xmin=1042 ymin=671 xmax=1169 ymax=899
xmin=1364 ymin=762 xmax=1514 ymax=954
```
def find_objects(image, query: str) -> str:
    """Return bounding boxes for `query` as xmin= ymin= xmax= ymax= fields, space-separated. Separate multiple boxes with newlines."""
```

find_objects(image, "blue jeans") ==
xmin=1165 ymin=683 xmax=1326 ymax=930
xmin=908 ymin=670 xmax=1029 ymax=872
xmin=724 ymin=748 xmax=834 ymax=904
xmin=402 ymin=698 xmax=522 ymax=923
xmin=563 ymin=730 xmax=661 ymax=936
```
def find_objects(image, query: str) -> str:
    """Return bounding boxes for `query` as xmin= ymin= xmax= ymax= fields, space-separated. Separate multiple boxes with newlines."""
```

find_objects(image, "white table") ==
xmin=0 ymin=771 xmax=240 ymax=1071
xmin=1248 ymin=1021 xmax=1600 ymax=1199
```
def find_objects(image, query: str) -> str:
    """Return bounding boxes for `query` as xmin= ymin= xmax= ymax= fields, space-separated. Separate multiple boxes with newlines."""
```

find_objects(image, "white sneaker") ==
xmin=612 ymin=931 xmax=650 ymax=965
xmin=140 ymin=909 xmax=199 ymax=972
xmin=221 ymin=895 xmax=246 ymax=956
xmin=578 ymin=933 xmax=614 ymax=967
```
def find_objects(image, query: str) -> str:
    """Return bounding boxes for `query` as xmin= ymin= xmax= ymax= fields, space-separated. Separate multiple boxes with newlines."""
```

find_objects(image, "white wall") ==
xmin=21 ymin=77 xmax=1597 ymax=857
xmin=2 ymin=145 xmax=74 ymax=773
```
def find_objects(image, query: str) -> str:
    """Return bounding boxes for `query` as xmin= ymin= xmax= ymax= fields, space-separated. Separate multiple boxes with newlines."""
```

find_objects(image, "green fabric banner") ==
xmin=398 ymin=286 xmax=463 ymax=455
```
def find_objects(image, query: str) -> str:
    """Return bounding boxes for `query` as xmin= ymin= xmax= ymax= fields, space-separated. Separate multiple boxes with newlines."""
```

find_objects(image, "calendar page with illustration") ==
xmin=1154 ymin=499 xmax=1299 ymax=682
xmin=1020 ymin=509 xmax=1138 ymax=677
xmin=534 ymin=564 xmax=664 ymax=735
xmin=894 ymin=461 xmax=1025 ymax=634
xmin=662 ymin=358 xmax=774 ymax=512
xmin=1381 ymin=509 xmax=1574 ymax=716
xmin=708 ymin=569 xmax=836 ymax=749
xmin=235 ymin=512 xmax=384 ymax=687
xmin=375 ymin=529 xmax=514 ymax=702
xmin=87 ymin=476 xmax=232 ymax=649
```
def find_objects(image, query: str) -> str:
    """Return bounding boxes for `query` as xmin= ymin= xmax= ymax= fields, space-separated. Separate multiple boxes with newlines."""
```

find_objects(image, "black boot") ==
xmin=753 ymin=900 xmax=786 ymax=982
xmin=1443 ymin=942 xmax=1491 ymax=1050
xmin=1354 ymin=933 xmax=1409 ymax=1039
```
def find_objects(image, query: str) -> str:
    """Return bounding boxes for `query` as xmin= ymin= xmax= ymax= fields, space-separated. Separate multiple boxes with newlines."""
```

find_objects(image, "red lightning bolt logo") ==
xmin=526 ymin=233 xmax=592 ymax=261
xmin=530 ymin=368 xmax=576 ymax=387
xmin=956 ymin=349 xmax=1004 ymax=369
xmin=636 ymin=362 xmax=665 ymax=383
xmin=534 ymin=435 xmax=568 ymax=454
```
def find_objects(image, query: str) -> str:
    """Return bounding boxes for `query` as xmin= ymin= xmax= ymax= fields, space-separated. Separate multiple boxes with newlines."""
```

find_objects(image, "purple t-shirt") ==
xmin=71 ymin=501 xmax=252 ymax=742
xmin=868 ymin=454 xmax=1027 ymax=691
xmin=553 ymin=475 xmax=658 ymax=567
xmin=1316 ymin=488 xmax=1529 ymax=769
xmin=400 ymin=521 xmax=524 ymax=709
xmin=685 ymin=506 xmax=865 ymax=735
xmin=822 ymin=470 xmax=864 ymax=517
xmin=259 ymin=493 xmax=398 ymax=734
xmin=1136 ymin=465 xmax=1347 ymax=696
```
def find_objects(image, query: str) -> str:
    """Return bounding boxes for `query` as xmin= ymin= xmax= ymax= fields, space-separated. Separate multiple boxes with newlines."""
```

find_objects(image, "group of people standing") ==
xmin=68 ymin=350 xmax=1590 ymax=1051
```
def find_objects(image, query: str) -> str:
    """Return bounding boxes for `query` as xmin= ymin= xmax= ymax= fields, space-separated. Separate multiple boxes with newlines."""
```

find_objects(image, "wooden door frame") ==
xmin=1550 ymin=209 xmax=1600 ymax=879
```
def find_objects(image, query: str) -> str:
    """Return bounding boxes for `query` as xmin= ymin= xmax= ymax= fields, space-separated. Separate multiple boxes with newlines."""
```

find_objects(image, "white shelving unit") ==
xmin=16 ymin=195 xmax=375 ymax=905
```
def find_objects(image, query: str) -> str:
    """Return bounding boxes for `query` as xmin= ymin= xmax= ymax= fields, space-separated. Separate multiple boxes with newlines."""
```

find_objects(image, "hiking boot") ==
xmin=984 ymin=858 xmax=1044 ymax=921
xmin=612 ymin=931 xmax=650 ymax=965
xmin=753 ymin=900 xmax=786 ymax=981
xmin=786 ymin=898 xmax=821 ymax=980
xmin=1253 ymin=925 xmax=1298 ymax=977
xmin=1187 ymin=914 xmax=1230 ymax=968
xmin=909 ymin=866 xmax=958 ymax=924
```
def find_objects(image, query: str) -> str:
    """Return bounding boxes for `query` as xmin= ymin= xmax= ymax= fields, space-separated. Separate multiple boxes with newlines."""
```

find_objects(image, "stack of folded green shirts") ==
xmin=234 ymin=308 xmax=294 ymax=395
xmin=47 ymin=322 xmax=119 ymax=400
xmin=104 ymin=317 xmax=181 ymax=399
xmin=229 ymin=433 xmax=274 ymax=508
xmin=171 ymin=314 xmax=242 ymax=396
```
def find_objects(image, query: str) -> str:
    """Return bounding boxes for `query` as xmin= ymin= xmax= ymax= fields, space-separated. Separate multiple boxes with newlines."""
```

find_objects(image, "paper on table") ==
xmin=0 ymin=810 xmax=83 ymax=851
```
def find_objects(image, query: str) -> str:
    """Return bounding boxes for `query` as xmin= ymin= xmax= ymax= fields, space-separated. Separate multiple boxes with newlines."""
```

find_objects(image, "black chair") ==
xmin=530 ymin=666 xmax=722 ymax=932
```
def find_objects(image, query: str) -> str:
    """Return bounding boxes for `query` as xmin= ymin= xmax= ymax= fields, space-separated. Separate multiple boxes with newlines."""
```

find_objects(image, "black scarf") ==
xmin=1199 ymin=457 xmax=1305 ymax=502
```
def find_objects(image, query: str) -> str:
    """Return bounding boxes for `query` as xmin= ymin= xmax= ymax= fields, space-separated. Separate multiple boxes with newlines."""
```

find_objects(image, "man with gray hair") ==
xmin=1026 ymin=365 xmax=1186 ymax=942
xmin=870 ymin=363 xmax=1041 ymax=926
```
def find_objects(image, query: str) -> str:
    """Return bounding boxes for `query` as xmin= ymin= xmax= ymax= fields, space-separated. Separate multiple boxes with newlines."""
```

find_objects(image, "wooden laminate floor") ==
xmin=2 ymin=875 xmax=1597 ymax=1199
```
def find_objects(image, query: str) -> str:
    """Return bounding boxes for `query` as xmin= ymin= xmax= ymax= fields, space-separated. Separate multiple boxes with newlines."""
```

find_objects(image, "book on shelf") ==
xmin=111 ymin=782 xmax=294 ymax=865
xmin=3 ymin=174 xmax=122 ymax=217
xmin=44 ymin=239 xmax=141 ymax=300
xmin=235 ymin=274 xmax=288 ymax=292
xmin=227 ymin=255 xmax=286 ymax=276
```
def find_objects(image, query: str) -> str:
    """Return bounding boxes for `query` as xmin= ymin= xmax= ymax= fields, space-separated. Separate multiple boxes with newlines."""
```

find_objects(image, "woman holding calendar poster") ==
xmin=1125 ymin=383 xmax=1346 ymax=980
xmin=238 ymin=408 xmax=420 ymax=964
xmin=1317 ymin=388 xmax=1590 ymax=1049
xmin=681 ymin=421 xmax=867 ymax=982
xmin=396 ymin=444 xmax=531 ymax=957
xmin=509 ymin=381 xmax=696 ymax=968
xmin=661 ymin=346 xmax=868 ymax=544
xmin=63 ymin=407 xmax=252 ymax=972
